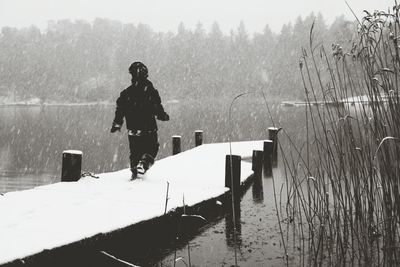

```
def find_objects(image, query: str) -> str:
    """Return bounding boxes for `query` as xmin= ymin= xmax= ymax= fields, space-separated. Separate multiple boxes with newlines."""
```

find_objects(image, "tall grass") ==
xmin=279 ymin=4 xmax=400 ymax=266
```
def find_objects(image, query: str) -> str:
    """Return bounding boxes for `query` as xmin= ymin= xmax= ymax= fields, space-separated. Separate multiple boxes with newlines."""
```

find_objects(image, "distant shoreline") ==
xmin=0 ymin=97 xmax=279 ymax=108
xmin=0 ymin=101 xmax=113 ymax=107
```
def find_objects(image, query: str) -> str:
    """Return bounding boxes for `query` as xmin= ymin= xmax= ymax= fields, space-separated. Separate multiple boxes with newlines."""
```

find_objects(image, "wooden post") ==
xmin=268 ymin=127 xmax=279 ymax=165
xmin=225 ymin=155 xmax=241 ymax=196
xmin=172 ymin=135 xmax=181 ymax=155
xmin=61 ymin=150 xmax=82 ymax=182
xmin=263 ymin=140 xmax=273 ymax=176
xmin=194 ymin=130 xmax=203 ymax=147
xmin=252 ymin=150 xmax=263 ymax=176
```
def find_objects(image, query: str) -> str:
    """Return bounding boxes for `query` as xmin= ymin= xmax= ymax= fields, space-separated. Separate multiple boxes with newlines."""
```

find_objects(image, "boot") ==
xmin=136 ymin=161 xmax=146 ymax=175
xmin=140 ymin=153 xmax=155 ymax=170
xmin=130 ymin=167 xmax=138 ymax=180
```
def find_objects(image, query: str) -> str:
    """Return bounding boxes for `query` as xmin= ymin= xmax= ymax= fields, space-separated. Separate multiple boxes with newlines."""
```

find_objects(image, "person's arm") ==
xmin=111 ymin=91 xmax=126 ymax=132
xmin=152 ymin=89 xmax=169 ymax=121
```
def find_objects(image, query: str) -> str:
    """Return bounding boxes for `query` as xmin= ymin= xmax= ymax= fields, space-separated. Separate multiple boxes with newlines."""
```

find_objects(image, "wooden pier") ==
xmin=281 ymin=95 xmax=391 ymax=107
xmin=0 ymin=140 xmax=268 ymax=266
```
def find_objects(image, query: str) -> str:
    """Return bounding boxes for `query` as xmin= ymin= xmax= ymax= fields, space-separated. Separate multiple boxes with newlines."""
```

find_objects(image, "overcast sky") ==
xmin=0 ymin=0 xmax=394 ymax=34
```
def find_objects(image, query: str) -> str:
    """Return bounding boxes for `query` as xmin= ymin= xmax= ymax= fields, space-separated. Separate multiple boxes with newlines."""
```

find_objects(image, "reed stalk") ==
xmin=278 ymin=3 xmax=400 ymax=265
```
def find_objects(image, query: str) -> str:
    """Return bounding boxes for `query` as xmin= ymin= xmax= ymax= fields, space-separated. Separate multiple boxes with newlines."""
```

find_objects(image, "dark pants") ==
xmin=128 ymin=132 xmax=159 ymax=170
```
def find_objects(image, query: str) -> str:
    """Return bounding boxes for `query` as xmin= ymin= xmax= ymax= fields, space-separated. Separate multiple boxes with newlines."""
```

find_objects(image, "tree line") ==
xmin=0 ymin=13 xmax=357 ymax=103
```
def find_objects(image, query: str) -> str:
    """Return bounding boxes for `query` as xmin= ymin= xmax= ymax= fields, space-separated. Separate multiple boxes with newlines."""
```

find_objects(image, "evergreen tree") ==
xmin=0 ymin=12 xmax=357 ymax=103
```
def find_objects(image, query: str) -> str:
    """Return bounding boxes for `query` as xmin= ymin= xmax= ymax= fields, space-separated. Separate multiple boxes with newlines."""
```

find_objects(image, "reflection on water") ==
xmin=252 ymin=173 xmax=264 ymax=203
xmin=225 ymin=201 xmax=242 ymax=249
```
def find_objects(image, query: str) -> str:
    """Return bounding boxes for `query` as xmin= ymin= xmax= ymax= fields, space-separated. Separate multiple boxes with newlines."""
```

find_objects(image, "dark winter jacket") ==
xmin=113 ymin=79 xmax=168 ymax=131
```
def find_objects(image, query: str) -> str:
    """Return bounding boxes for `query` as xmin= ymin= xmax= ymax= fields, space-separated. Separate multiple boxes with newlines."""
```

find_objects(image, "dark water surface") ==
xmin=156 ymin=168 xmax=289 ymax=267
xmin=0 ymin=100 xmax=307 ymax=266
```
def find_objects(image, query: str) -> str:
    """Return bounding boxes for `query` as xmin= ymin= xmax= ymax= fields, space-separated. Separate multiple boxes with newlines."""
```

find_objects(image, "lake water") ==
xmin=155 ymin=168 xmax=290 ymax=267
xmin=0 ymin=100 xmax=307 ymax=266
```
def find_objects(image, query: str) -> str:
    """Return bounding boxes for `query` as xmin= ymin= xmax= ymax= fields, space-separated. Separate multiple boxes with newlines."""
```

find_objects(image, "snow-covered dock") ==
xmin=0 ymin=140 xmax=264 ymax=266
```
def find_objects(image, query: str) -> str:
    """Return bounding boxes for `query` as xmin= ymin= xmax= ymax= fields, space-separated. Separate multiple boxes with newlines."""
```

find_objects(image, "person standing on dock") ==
xmin=110 ymin=62 xmax=170 ymax=179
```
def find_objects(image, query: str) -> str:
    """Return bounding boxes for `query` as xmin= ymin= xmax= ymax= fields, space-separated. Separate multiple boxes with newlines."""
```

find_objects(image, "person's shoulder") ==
xmin=126 ymin=84 xmax=135 ymax=90
xmin=144 ymin=79 xmax=155 ymax=89
xmin=119 ymin=86 xmax=131 ymax=97
xmin=144 ymin=79 xmax=159 ymax=94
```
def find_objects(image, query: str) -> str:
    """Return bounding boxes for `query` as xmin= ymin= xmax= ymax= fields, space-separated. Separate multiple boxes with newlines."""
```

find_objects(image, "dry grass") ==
xmin=278 ymin=4 xmax=400 ymax=266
